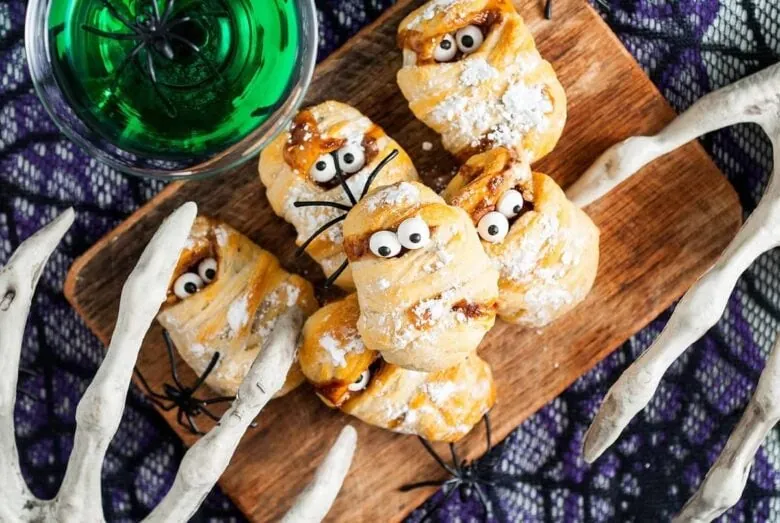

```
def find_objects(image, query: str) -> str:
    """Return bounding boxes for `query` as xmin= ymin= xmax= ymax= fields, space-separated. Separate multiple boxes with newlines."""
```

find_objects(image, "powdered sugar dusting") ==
xmin=460 ymin=58 xmax=499 ymax=87
xmin=407 ymin=0 xmax=463 ymax=28
xmin=365 ymin=182 xmax=420 ymax=211
xmin=227 ymin=295 xmax=249 ymax=333
xmin=319 ymin=329 xmax=366 ymax=368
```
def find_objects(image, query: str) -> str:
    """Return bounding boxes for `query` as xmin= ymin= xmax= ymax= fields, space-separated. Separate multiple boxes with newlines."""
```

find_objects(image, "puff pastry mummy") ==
xmin=343 ymin=181 xmax=499 ymax=372
xmin=299 ymin=294 xmax=496 ymax=442
xmin=157 ymin=217 xmax=318 ymax=397
xmin=259 ymin=101 xmax=419 ymax=289
xmin=396 ymin=0 xmax=566 ymax=163
xmin=443 ymin=148 xmax=599 ymax=327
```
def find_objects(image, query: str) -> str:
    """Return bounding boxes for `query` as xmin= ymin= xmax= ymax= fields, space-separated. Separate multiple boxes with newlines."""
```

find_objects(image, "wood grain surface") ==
xmin=64 ymin=0 xmax=742 ymax=521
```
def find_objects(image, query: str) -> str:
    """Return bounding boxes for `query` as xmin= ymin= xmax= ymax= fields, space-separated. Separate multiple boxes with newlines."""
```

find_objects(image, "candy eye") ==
xmin=434 ymin=34 xmax=457 ymax=62
xmin=369 ymin=230 xmax=402 ymax=258
xmin=173 ymin=272 xmax=205 ymax=299
xmin=347 ymin=370 xmax=371 ymax=392
xmin=496 ymin=190 xmax=525 ymax=219
xmin=198 ymin=258 xmax=218 ymax=283
xmin=337 ymin=143 xmax=366 ymax=174
xmin=477 ymin=212 xmax=509 ymax=243
xmin=456 ymin=25 xmax=484 ymax=54
xmin=310 ymin=154 xmax=337 ymax=183
xmin=397 ymin=217 xmax=431 ymax=250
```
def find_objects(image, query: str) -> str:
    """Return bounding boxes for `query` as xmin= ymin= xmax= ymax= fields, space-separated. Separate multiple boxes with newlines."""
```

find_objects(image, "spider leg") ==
xmin=418 ymin=437 xmax=458 ymax=477
xmin=190 ymin=351 xmax=221 ymax=394
xmin=334 ymin=170 xmax=357 ymax=206
xmin=149 ymin=0 xmax=161 ymax=23
xmin=293 ymin=201 xmax=353 ymax=212
xmin=399 ymin=479 xmax=447 ymax=492
xmin=167 ymin=34 xmax=225 ymax=83
xmin=199 ymin=404 xmax=222 ymax=422
xmin=15 ymin=388 xmax=38 ymax=402
xmin=142 ymin=49 xmax=177 ymax=117
xmin=108 ymin=41 xmax=146 ymax=93
xmin=483 ymin=412 xmax=492 ymax=451
xmin=360 ymin=149 xmax=399 ymax=199
xmin=448 ymin=443 xmax=462 ymax=474
xmin=81 ymin=25 xmax=145 ymax=41
xmin=185 ymin=412 xmax=205 ymax=436
xmin=133 ymin=367 xmax=175 ymax=403
xmin=160 ymin=0 xmax=176 ymax=24
xmin=99 ymin=0 xmax=141 ymax=33
xmin=202 ymin=395 xmax=236 ymax=405
xmin=473 ymin=483 xmax=492 ymax=520
xmin=176 ymin=408 xmax=186 ymax=430
xmin=161 ymin=330 xmax=185 ymax=390
xmin=323 ymin=260 xmax=349 ymax=288
xmin=417 ymin=484 xmax=457 ymax=523
xmin=544 ymin=0 xmax=553 ymax=19
xmin=295 ymin=215 xmax=347 ymax=256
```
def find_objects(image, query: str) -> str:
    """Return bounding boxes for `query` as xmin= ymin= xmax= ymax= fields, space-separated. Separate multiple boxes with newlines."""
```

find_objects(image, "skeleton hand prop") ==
xmin=0 ymin=204 xmax=356 ymax=523
xmin=569 ymin=63 xmax=780 ymax=522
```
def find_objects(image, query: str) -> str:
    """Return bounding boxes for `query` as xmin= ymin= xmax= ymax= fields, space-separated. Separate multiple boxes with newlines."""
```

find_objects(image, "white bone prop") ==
xmin=674 ymin=333 xmax=780 ymax=523
xmin=568 ymin=61 xmax=780 ymax=522
xmin=0 ymin=208 xmax=75 ymax=521
xmin=280 ymin=425 xmax=358 ymax=523
xmin=0 ymin=204 xmax=356 ymax=523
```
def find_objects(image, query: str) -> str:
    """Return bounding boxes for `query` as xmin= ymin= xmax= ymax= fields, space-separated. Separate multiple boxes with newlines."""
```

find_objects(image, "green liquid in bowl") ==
xmin=48 ymin=0 xmax=300 ymax=160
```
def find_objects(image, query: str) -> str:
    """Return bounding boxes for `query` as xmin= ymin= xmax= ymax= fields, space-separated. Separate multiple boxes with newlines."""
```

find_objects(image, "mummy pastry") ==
xmin=396 ymin=0 xmax=566 ymax=163
xmin=443 ymin=148 xmax=599 ymax=327
xmin=343 ymin=181 xmax=499 ymax=372
xmin=157 ymin=217 xmax=318 ymax=397
xmin=258 ymin=101 xmax=420 ymax=289
xmin=299 ymin=294 xmax=496 ymax=442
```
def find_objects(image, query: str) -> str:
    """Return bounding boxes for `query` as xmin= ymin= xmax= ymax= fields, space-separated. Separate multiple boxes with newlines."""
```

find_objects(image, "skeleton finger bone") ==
xmin=577 ymin=59 xmax=780 ymax=522
xmin=674 ymin=333 xmax=780 ymax=523
xmin=0 ymin=209 xmax=75 ymax=517
xmin=54 ymin=202 xmax=197 ymax=522
xmin=144 ymin=308 xmax=305 ymax=523
xmin=280 ymin=425 xmax=358 ymax=523
xmin=567 ymin=62 xmax=780 ymax=208
xmin=583 ymin=203 xmax=780 ymax=462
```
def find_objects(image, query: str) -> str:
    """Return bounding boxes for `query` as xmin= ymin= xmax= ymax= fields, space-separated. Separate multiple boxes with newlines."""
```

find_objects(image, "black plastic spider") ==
xmin=81 ymin=0 xmax=225 ymax=116
xmin=133 ymin=329 xmax=236 ymax=435
xmin=401 ymin=414 xmax=519 ymax=522
xmin=293 ymin=148 xmax=400 ymax=288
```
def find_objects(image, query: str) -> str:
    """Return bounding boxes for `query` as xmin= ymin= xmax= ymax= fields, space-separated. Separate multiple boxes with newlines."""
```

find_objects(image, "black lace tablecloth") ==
xmin=2 ymin=0 xmax=780 ymax=521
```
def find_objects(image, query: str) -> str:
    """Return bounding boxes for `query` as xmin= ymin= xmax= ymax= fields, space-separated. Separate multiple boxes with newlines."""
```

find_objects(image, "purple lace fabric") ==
xmin=1 ymin=0 xmax=779 ymax=521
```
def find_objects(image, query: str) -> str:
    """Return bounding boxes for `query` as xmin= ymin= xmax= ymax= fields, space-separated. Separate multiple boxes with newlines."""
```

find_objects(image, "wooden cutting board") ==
xmin=64 ymin=0 xmax=742 ymax=521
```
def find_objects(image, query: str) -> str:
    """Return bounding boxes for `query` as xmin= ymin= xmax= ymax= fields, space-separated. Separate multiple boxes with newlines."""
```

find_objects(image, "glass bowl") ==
xmin=25 ymin=0 xmax=318 ymax=180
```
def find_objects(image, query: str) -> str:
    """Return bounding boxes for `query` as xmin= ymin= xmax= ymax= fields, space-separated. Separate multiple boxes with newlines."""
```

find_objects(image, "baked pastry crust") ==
xmin=258 ymin=101 xmax=419 ymax=289
xmin=157 ymin=217 xmax=318 ymax=397
xmin=299 ymin=294 xmax=496 ymax=442
xmin=444 ymin=148 xmax=599 ymax=326
xmin=396 ymin=0 xmax=566 ymax=163
xmin=343 ymin=181 xmax=499 ymax=372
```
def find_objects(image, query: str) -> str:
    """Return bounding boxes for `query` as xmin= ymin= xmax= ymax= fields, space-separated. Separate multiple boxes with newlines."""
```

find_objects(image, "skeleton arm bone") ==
xmin=144 ymin=308 xmax=304 ymax=523
xmin=567 ymin=63 xmax=780 ymax=208
xmin=0 ymin=209 xmax=75 ymax=517
xmin=54 ymin=202 xmax=197 ymax=522
xmin=281 ymin=425 xmax=358 ymax=523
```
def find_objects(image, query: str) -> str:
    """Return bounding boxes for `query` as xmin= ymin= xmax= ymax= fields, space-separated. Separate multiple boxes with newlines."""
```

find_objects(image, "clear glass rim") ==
xmin=25 ymin=0 xmax=319 ymax=181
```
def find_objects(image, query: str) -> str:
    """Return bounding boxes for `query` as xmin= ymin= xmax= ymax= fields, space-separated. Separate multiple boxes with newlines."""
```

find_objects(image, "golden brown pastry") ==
xmin=258 ymin=101 xmax=419 ymax=289
xmin=443 ymin=148 xmax=599 ymax=327
xmin=299 ymin=294 xmax=496 ymax=442
xmin=157 ymin=217 xmax=318 ymax=397
xmin=343 ymin=181 xmax=499 ymax=372
xmin=396 ymin=0 xmax=566 ymax=163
